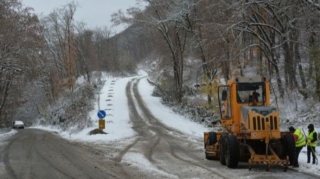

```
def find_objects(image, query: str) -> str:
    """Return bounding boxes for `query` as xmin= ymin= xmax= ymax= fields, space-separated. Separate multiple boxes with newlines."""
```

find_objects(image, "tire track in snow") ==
xmin=128 ymin=77 xmax=227 ymax=179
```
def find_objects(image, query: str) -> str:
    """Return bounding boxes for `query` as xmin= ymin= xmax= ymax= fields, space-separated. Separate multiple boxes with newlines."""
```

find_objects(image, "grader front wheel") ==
xmin=219 ymin=134 xmax=227 ymax=165
xmin=224 ymin=135 xmax=239 ymax=168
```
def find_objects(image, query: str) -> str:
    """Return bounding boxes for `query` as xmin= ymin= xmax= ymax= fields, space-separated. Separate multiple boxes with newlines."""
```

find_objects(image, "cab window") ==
xmin=218 ymin=86 xmax=231 ymax=119
xmin=236 ymin=83 xmax=265 ymax=104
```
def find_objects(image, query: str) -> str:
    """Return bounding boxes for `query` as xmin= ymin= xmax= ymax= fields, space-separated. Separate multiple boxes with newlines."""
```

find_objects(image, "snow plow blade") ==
xmin=246 ymin=144 xmax=289 ymax=171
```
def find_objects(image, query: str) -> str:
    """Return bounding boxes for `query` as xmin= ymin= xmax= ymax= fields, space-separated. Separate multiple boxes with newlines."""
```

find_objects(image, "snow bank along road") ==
xmin=0 ymin=77 xmax=318 ymax=179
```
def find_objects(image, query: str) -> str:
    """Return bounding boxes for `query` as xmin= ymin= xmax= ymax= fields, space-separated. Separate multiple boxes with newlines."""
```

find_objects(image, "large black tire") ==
xmin=282 ymin=135 xmax=295 ymax=165
xmin=208 ymin=132 xmax=217 ymax=145
xmin=224 ymin=134 xmax=240 ymax=168
xmin=219 ymin=134 xmax=227 ymax=165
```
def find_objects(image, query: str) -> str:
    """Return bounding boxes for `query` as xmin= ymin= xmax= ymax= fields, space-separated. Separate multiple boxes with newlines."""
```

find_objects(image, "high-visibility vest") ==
xmin=294 ymin=129 xmax=306 ymax=147
xmin=307 ymin=131 xmax=317 ymax=147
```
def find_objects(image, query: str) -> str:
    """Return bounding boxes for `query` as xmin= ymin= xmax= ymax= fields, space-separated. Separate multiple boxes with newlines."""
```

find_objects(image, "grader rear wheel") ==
xmin=208 ymin=132 xmax=217 ymax=145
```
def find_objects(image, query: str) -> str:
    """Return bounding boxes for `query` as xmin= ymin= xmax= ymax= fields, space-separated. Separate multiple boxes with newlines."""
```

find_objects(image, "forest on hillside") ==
xmin=0 ymin=0 xmax=151 ymax=127
xmin=112 ymin=0 xmax=320 ymax=103
xmin=1 ymin=0 xmax=320 ymax=127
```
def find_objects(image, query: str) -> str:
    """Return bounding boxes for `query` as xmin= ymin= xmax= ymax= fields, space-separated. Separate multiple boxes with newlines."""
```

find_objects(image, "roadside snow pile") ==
xmin=0 ymin=129 xmax=17 ymax=144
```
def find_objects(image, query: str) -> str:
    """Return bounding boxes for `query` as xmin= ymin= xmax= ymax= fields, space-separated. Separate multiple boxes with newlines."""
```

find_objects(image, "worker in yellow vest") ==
xmin=289 ymin=126 xmax=306 ymax=168
xmin=307 ymin=124 xmax=318 ymax=164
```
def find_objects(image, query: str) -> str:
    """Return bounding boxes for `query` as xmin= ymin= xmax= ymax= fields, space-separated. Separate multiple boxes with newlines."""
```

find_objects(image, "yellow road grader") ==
xmin=204 ymin=76 xmax=295 ymax=171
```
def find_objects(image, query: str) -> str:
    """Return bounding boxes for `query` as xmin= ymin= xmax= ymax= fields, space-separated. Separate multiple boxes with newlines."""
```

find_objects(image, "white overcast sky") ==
xmin=22 ymin=0 xmax=140 ymax=33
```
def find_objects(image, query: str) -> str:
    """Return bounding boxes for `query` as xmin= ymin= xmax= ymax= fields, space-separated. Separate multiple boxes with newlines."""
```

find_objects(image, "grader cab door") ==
xmin=218 ymin=86 xmax=232 ymax=120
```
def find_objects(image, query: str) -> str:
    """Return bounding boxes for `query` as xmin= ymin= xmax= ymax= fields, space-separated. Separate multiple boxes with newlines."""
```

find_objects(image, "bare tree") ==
xmin=0 ymin=0 xmax=44 ymax=124
xmin=41 ymin=2 xmax=79 ymax=94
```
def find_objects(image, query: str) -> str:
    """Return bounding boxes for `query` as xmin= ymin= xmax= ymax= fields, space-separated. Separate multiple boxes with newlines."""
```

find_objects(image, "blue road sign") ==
xmin=97 ymin=110 xmax=106 ymax=119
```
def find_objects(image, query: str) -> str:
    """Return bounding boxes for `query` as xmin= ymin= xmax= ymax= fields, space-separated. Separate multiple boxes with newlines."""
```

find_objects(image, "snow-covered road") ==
xmin=1 ymin=71 xmax=320 ymax=178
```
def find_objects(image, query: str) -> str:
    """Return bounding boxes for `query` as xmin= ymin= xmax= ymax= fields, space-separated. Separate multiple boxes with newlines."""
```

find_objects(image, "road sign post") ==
xmin=97 ymin=110 xmax=106 ymax=130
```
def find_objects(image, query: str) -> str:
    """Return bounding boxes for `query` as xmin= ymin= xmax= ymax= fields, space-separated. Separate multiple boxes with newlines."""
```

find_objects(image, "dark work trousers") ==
xmin=294 ymin=146 xmax=304 ymax=167
xmin=307 ymin=146 xmax=316 ymax=164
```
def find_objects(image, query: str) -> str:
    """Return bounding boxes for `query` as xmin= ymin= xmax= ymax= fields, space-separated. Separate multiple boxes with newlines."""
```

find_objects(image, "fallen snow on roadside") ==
xmin=0 ymin=129 xmax=17 ymax=139
xmin=138 ymin=75 xmax=208 ymax=139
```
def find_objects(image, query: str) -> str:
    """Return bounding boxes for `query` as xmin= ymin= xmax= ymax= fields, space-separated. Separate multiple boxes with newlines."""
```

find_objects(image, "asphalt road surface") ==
xmin=0 ymin=77 xmax=318 ymax=179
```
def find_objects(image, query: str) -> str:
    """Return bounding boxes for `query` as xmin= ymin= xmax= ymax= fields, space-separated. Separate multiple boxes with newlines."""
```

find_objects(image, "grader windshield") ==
xmin=236 ymin=83 xmax=266 ymax=105
xmin=218 ymin=79 xmax=267 ymax=120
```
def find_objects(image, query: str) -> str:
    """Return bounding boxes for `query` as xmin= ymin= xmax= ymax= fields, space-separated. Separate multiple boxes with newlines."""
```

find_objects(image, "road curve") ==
xmin=0 ymin=77 xmax=318 ymax=179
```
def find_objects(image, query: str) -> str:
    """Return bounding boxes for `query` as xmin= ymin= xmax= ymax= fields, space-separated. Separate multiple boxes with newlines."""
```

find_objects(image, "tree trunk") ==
xmin=315 ymin=56 xmax=320 ymax=100
xmin=273 ymin=57 xmax=284 ymax=98
xmin=0 ymin=79 xmax=11 ymax=120
xmin=283 ymin=41 xmax=298 ymax=89
xmin=294 ymin=44 xmax=306 ymax=89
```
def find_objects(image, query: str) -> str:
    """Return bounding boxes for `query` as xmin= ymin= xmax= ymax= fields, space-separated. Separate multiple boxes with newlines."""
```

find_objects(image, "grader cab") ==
xmin=204 ymin=76 xmax=295 ymax=171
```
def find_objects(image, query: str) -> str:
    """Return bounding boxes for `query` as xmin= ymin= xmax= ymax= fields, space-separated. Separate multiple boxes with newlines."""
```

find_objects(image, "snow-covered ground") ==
xmin=1 ymin=70 xmax=320 ymax=177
